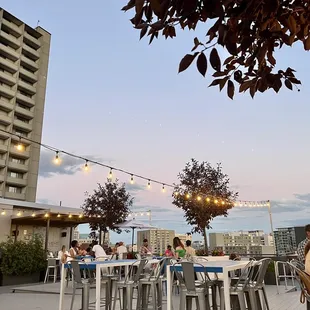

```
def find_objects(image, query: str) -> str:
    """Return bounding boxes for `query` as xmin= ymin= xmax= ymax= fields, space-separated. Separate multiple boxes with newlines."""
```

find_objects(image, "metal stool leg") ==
xmin=70 ymin=285 xmax=77 ymax=310
xmin=82 ymin=283 xmax=90 ymax=310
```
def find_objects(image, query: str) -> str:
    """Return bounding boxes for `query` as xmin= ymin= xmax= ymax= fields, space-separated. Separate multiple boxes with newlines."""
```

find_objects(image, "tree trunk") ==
xmin=203 ymin=227 xmax=208 ymax=255
xmin=103 ymin=230 xmax=106 ymax=244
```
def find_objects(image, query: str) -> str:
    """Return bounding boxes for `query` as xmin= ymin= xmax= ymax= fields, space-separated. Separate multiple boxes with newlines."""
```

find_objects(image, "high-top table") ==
xmin=166 ymin=260 xmax=250 ymax=310
xmin=58 ymin=258 xmax=160 ymax=310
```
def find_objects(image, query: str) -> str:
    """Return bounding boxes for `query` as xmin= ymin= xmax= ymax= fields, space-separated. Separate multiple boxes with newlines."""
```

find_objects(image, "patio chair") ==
xmin=275 ymin=260 xmax=297 ymax=294
xmin=137 ymin=257 xmax=168 ymax=310
xmin=69 ymin=260 xmax=95 ymax=310
xmin=44 ymin=258 xmax=57 ymax=283
xmin=112 ymin=259 xmax=148 ymax=310
xmin=171 ymin=261 xmax=212 ymax=310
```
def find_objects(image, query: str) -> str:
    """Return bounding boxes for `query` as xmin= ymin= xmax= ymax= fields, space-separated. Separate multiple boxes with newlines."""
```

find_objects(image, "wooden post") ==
xmin=45 ymin=218 xmax=50 ymax=252
xmin=14 ymin=224 xmax=19 ymax=243
xmin=69 ymin=226 xmax=73 ymax=248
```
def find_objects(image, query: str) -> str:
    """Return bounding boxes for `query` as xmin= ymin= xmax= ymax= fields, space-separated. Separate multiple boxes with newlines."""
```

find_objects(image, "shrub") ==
xmin=0 ymin=235 xmax=46 ymax=276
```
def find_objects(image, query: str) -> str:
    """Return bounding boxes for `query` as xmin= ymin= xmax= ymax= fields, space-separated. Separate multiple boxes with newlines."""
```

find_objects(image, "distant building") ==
xmin=77 ymin=231 xmax=110 ymax=245
xmin=274 ymin=226 xmax=305 ymax=255
xmin=209 ymin=230 xmax=275 ymax=255
xmin=137 ymin=229 xmax=175 ymax=255
xmin=192 ymin=240 xmax=204 ymax=249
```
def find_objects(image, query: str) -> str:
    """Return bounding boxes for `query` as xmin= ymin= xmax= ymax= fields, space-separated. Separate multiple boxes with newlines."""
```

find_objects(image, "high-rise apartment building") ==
xmin=0 ymin=8 xmax=50 ymax=202
xmin=137 ymin=229 xmax=175 ymax=255
xmin=274 ymin=226 xmax=305 ymax=255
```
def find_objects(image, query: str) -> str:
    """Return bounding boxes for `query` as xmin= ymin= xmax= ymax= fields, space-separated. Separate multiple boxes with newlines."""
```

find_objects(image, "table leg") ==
xmin=223 ymin=267 xmax=230 ymax=310
xmin=167 ymin=265 xmax=171 ymax=310
xmin=96 ymin=264 xmax=101 ymax=310
xmin=58 ymin=263 xmax=65 ymax=310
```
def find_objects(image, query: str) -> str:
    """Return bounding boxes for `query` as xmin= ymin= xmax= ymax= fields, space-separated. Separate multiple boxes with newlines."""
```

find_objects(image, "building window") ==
xmin=9 ymin=171 xmax=23 ymax=179
xmin=14 ymin=129 xmax=28 ymax=137
xmin=8 ymin=186 xmax=22 ymax=193
xmin=14 ymin=115 xmax=29 ymax=123
xmin=10 ymin=157 xmax=25 ymax=164
xmin=18 ymin=90 xmax=32 ymax=98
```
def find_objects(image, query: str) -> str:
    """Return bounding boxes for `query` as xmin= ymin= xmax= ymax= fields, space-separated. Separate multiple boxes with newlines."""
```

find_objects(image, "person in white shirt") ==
xmin=58 ymin=245 xmax=69 ymax=262
xmin=117 ymin=242 xmax=128 ymax=259
xmin=185 ymin=240 xmax=196 ymax=257
xmin=92 ymin=241 xmax=107 ymax=258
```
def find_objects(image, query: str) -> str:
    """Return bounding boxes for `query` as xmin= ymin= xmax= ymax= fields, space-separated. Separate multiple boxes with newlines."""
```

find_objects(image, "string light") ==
xmin=54 ymin=151 xmax=60 ymax=165
xmin=17 ymin=211 xmax=22 ymax=217
xmin=1 ymin=209 xmax=6 ymax=215
xmin=197 ymin=196 xmax=202 ymax=201
xmin=68 ymin=213 xmax=72 ymax=218
xmin=186 ymin=193 xmax=191 ymax=199
xmin=162 ymin=184 xmax=165 ymax=192
xmin=108 ymin=168 xmax=113 ymax=179
xmin=79 ymin=214 xmax=83 ymax=218
xmin=221 ymin=201 xmax=225 ymax=205
xmin=206 ymin=197 xmax=210 ymax=202
xmin=31 ymin=212 xmax=36 ymax=217
xmin=57 ymin=213 xmax=61 ymax=218
xmin=84 ymin=160 xmax=89 ymax=171
xmin=44 ymin=212 xmax=49 ymax=218
xmin=214 ymin=199 xmax=218 ymax=204
xmin=130 ymin=174 xmax=134 ymax=184
xmin=147 ymin=180 xmax=151 ymax=189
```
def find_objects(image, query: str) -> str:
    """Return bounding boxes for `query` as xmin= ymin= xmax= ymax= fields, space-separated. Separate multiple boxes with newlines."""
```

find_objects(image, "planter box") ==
xmin=0 ymin=272 xmax=40 ymax=286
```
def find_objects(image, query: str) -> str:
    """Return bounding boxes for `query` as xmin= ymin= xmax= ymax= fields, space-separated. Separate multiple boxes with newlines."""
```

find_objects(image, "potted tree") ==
xmin=264 ymin=261 xmax=277 ymax=285
xmin=0 ymin=235 xmax=46 ymax=286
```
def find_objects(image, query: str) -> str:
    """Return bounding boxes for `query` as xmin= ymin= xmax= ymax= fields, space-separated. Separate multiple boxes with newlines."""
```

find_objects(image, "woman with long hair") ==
xmin=173 ymin=237 xmax=186 ymax=259
xmin=304 ymin=241 xmax=310 ymax=274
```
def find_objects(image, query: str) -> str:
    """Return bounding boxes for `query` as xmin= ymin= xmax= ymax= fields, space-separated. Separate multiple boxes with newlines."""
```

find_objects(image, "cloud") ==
xmin=125 ymin=183 xmax=145 ymax=193
xmin=38 ymin=150 xmax=114 ymax=178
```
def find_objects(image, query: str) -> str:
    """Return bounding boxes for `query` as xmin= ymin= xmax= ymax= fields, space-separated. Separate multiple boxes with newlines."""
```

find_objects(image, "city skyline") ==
xmin=2 ymin=1 xmax=310 ymax=244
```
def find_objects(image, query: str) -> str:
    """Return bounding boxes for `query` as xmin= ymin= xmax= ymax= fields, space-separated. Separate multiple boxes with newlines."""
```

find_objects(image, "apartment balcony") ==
xmin=0 ymin=159 xmax=6 ymax=168
xmin=8 ymin=161 xmax=29 ymax=173
xmin=0 ymin=31 xmax=21 ymax=49
xmin=0 ymin=99 xmax=13 ymax=112
xmin=0 ymin=129 xmax=10 ymax=140
xmin=5 ymin=191 xmax=26 ymax=200
xmin=16 ymin=92 xmax=35 ymax=107
xmin=20 ymin=55 xmax=39 ymax=72
xmin=15 ymin=106 xmax=34 ymax=119
xmin=0 ymin=84 xmax=15 ymax=99
xmin=0 ymin=56 xmax=18 ymax=73
xmin=6 ymin=176 xmax=27 ymax=186
xmin=0 ymin=144 xmax=8 ymax=153
xmin=13 ymin=119 xmax=32 ymax=132
xmin=0 ymin=70 xmax=16 ymax=86
xmin=0 ymin=43 xmax=19 ymax=61
xmin=10 ymin=146 xmax=30 ymax=158
xmin=19 ymin=67 xmax=37 ymax=83
xmin=1 ymin=19 xmax=22 ymax=37
xmin=24 ymin=32 xmax=41 ymax=50
xmin=0 ymin=114 xmax=12 ymax=126
xmin=18 ymin=80 xmax=36 ymax=95
xmin=22 ymin=44 xmax=39 ymax=61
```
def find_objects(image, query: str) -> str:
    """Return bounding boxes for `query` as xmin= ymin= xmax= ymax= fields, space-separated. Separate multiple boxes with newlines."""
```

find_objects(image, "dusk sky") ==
xmin=3 ymin=1 xmax=310 ymax=243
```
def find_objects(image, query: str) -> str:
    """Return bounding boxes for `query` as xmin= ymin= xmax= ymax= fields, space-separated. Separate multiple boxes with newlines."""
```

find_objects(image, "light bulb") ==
xmin=84 ymin=161 xmax=89 ymax=171
xmin=97 ymin=215 xmax=101 ymax=218
xmin=68 ymin=214 xmax=72 ymax=218
xmin=221 ymin=201 xmax=225 ymax=205
xmin=186 ymin=193 xmax=190 ymax=199
xmin=44 ymin=213 xmax=49 ymax=218
xmin=17 ymin=211 xmax=22 ymax=216
xmin=162 ymin=184 xmax=165 ymax=192
xmin=79 ymin=214 xmax=83 ymax=218
xmin=16 ymin=143 xmax=24 ymax=151
xmin=146 ymin=212 xmax=150 ymax=216
xmin=174 ymin=192 xmax=179 ymax=197
xmin=128 ymin=214 xmax=132 ymax=217
xmin=141 ymin=213 xmax=144 ymax=216
xmin=57 ymin=213 xmax=61 ymax=218
xmin=214 ymin=199 xmax=218 ymax=204
xmin=197 ymin=196 xmax=201 ymax=201
xmin=54 ymin=151 xmax=60 ymax=165
xmin=206 ymin=197 xmax=210 ymax=202
xmin=108 ymin=168 xmax=113 ymax=179
xmin=1 ymin=210 xmax=6 ymax=216
xmin=31 ymin=212 xmax=36 ymax=217
xmin=147 ymin=180 xmax=151 ymax=189
xmin=130 ymin=175 xmax=134 ymax=184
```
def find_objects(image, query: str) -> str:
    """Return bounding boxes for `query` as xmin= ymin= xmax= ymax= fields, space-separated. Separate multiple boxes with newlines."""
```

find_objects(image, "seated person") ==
xmin=140 ymin=239 xmax=152 ymax=258
xmin=165 ymin=245 xmax=174 ymax=257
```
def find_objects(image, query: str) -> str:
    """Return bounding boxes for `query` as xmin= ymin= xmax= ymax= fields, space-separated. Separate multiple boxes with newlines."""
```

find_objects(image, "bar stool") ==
xmin=137 ymin=258 xmax=167 ymax=310
xmin=44 ymin=258 xmax=57 ymax=283
xmin=112 ymin=259 xmax=148 ymax=310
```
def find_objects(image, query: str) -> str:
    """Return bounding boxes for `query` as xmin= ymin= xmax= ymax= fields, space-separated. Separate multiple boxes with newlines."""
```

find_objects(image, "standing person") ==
xmin=92 ymin=241 xmax=107 ymax=258
xmin=165 ymin=245 xmax=174 ymax=257
xmin=297 ymin=224 xmax=310 ymax=263
xmin=185 ymin=240 xmax=196 ymax=257
xmin=140 ymin=239 xmax=152 ymax=258
xmin=117 ymin=242 xmax=128 ymax=259
xmin=173 ymin=237 xmax=186 ymax=259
